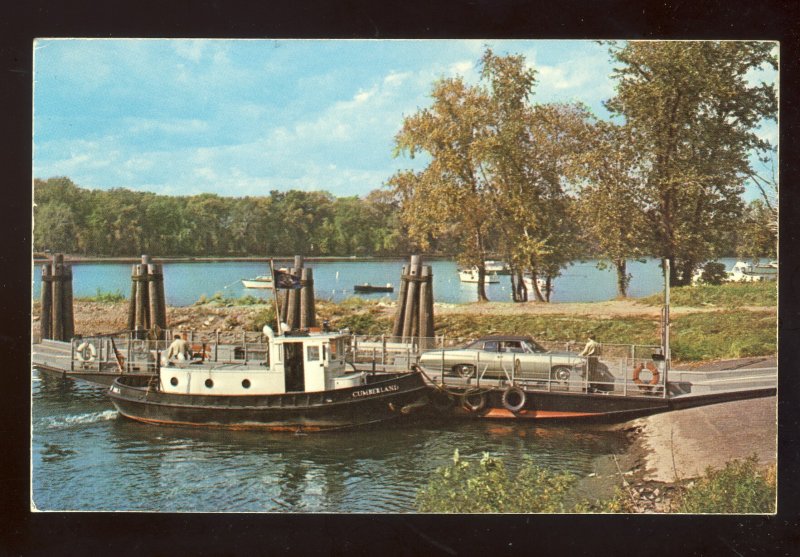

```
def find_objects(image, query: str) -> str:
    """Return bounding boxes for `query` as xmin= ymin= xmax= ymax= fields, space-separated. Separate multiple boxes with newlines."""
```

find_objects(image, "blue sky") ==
xmin=33 ymin=39 xmax=778 ymax=200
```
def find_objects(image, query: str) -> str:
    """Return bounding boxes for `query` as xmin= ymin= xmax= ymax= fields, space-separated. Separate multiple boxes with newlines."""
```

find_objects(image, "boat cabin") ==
xmin=159 ymin=329 xmax=367 ymax=396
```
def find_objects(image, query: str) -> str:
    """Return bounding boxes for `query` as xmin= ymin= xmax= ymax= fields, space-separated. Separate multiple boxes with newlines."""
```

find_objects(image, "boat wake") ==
xmin=41 ymin=409 xmax=118 ymax=430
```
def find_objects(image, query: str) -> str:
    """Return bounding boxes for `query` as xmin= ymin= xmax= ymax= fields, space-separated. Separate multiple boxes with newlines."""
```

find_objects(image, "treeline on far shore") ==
xmin=34 ymin=176 xmax=774 ymax=265
xmin=33 ymin=177 xmax=422 ymax=258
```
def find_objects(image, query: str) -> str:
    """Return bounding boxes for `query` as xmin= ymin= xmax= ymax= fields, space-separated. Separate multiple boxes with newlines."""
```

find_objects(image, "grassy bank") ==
xmin=639 ymin=281 xmax=776 ymax=307
xmin=320 ymin=302 xmax=775 ymax=362
xmin=415 ymin=451 xmax=776 ymax=513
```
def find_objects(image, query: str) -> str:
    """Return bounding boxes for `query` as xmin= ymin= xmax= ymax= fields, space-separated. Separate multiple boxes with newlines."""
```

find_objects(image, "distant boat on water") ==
xmin=354 ymin=283 xmax=394 ymax=293
xmin=459 ymin=268 xmax=500 ymax=283
xmin=523 ymin=276 xmax=549 ymax=292
xmin=484 ymin=260 xmax=511 ymax=275
xmin=241 ymin=275 xmax=273 ymax=289
xmin=692 ymin=260 xmax=777 ymax=284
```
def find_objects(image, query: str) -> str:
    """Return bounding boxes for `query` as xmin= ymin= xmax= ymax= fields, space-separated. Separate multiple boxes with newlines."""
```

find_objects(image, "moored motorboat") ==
xmin=354 ymin=283 xmax=394 ymax=293
xmin=484 ymin=260 xmax=511 ymax=275
xmin=726 ymin=260 xmax=777 ymax=282
xmin=458 ymin=268 xmax=500 ymax=283
xmin=108 ymin=327 xmax=430 ymax=431
xmin=241 ymin=275 xmax=273 ymax=289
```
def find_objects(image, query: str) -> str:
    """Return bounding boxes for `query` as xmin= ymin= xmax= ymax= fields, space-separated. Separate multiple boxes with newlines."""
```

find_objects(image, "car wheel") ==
xmin=551 ymin=366 xmax=571 ymax=382
xmin=453 ymin=364 xmax=476 ymax=379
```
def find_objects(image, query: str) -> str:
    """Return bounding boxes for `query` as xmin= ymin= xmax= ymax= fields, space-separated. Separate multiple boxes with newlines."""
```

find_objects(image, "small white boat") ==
xmin=726 ymin=261 xmax=777 ymax=283
xmin=484 ymin=260 xmax=511 ymax=275
xmin=459 ymin=268 xmax=500 ymax=283
xmin=241 ymin=275 xmax=274 ymax=289
xmin=523 ymin=276 xmax=549 ymax=292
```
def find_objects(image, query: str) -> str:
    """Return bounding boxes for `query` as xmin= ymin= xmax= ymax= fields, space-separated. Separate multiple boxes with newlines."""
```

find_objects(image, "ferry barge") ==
xmin=107 ymin=327 xmax=430 ymax=431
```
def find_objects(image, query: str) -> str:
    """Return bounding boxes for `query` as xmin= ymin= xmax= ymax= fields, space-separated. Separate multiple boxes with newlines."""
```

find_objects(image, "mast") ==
xmin=269 ymin=259 xmax=282 ymax=334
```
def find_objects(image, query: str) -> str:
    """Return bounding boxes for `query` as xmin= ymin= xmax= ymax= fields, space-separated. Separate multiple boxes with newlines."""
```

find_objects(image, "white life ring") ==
xmin=76 ymin=341 xmax=97 ymax=362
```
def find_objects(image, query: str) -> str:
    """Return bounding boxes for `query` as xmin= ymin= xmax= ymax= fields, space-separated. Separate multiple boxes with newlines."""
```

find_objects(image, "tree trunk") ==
xmin=476 ymin=264 xmax=488 ymax=302
xmin=517 ymin=270 xmax=528 ymax=302
xmin=528 ymin=265 xmax=546 ymax=302
xmin=615 ymin=259 xmax=629 ymax=298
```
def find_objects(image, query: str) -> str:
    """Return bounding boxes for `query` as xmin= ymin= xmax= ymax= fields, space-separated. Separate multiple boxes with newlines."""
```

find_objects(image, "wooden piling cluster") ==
xmin=391 ymin=255 xmax=434 ymax=346
xmin=277 ymin=256 xmax=316 ymax=330
xmin=39 ymin=253 xmax=74 ymax=341
xmin=127 ymin=255 xmax=167 ymax=339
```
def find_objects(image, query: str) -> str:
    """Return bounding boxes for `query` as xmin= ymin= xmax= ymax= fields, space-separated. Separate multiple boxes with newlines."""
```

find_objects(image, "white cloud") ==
xmin=172 ymin=40 xmax=207 ymax=63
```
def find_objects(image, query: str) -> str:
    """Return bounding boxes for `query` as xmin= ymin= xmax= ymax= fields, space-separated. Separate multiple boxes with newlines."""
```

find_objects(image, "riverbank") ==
xmin=572 ymin=357 xmax=777 ymax=513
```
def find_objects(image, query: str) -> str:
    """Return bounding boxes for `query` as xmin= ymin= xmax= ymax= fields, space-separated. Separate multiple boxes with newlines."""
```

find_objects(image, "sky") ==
xmin=33 ymin=39 xmax=778 ymax=201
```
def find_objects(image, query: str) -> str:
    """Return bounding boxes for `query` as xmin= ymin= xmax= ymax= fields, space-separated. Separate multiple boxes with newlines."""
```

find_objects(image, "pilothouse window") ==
xmin=307 ymin=345 xmax=320 ymax=361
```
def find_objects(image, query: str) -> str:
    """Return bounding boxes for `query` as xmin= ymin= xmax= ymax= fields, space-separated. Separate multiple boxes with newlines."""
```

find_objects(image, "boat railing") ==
xmin=422 ymin=349 xmax=671 ymax=400
xmin=69 ymin=329 xmax=273 ymax=373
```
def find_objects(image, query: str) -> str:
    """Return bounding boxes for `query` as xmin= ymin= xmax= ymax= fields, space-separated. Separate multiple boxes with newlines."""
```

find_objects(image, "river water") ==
xmin=32 ymin=369 xmax=630 ymax=512
xmin=30 ymin=257 xmax=748 ymax=307
xmin=29 ymin=256 xmax=750 ymax=512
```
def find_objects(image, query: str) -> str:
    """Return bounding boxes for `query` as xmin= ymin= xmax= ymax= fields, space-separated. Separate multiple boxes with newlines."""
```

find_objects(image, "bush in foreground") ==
xmin=416 ymin=450 xmax=586 ymax=513
xmin=674 ymin=455 xmax=776 ymax=514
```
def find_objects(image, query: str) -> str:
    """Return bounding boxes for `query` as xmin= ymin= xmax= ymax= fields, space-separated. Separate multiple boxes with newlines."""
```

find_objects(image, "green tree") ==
xmin=477 ymin=50 xmax=589 ymax=302
xmin=606 ymin=41 xmax=777 ymax=285
xmin=737 ymin=199 xmax=777 ymax=260
xmin=391 ymin=76 xmax=496 ymax=301
xmin=573 ymin=122 xmax=649 ymax=297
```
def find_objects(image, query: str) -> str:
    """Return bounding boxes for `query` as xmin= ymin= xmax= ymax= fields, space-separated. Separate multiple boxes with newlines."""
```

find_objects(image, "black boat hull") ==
xmin=109 ymin=372 xmax=429 ymax=431
xmin=428 ymin=385 xmax=777 ymax=424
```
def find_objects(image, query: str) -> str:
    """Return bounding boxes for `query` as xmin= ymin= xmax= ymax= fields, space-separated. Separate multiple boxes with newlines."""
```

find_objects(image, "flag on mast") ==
xmin=272 ymin=268 xmax=302 ymax=289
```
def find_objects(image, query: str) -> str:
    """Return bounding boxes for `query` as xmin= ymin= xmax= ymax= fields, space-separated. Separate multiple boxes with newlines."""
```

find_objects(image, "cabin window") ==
xmin=323 ymin=345 xmax=327 ymax=362
xmin=242 ymin=379 xmax=251 ymax=389
xmin=170 ymin=377 xmax=179 ymax=386
xmin=205 ymin=379 xmax=214 ymax=389
xmin=307 ymin=345 xmax=320 ymax=361
xmin=329 ymin=340 xmax=338 ymax=359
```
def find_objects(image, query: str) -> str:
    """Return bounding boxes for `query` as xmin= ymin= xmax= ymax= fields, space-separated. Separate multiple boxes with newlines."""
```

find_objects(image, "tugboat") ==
xmin=108 ymin=326 xmax=430 ymax=431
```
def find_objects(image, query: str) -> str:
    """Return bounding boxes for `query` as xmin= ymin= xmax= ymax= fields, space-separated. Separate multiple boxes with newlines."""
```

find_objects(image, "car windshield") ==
xmin=521 ymin=340 xmax=546 ymax=353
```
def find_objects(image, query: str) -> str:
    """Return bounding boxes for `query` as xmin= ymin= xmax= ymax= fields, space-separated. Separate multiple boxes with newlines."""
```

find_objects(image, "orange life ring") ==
xmin=632 ymin=362 xmax=661 ymax=390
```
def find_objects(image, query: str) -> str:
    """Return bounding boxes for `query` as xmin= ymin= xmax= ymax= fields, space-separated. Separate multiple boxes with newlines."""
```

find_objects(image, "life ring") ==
xmin=76 ymin=341 xmax=97 ymax=362
xmin=461 ymin=391 xmax=487 ymax=413
xmin=501 ymin=385 xmax=526 ymax=413
xmin=632 ymin=362 xmax=661 ymax=390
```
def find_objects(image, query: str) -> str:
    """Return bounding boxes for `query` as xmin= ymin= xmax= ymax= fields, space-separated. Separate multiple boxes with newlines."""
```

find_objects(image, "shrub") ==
xmin=77 ymin=288 xmax=126 ymax=303
xmin=698 ymin=262 xmax=727 ymax=285
xmin=674 ymin=455 xmax=776 ymax=514
xmin=416 ymin=450 xmax=581 ymax=513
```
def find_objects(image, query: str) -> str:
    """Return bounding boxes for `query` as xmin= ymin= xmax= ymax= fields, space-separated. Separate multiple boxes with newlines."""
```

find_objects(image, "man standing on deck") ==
xmin=165 ymin=334 xmax=190 ymax=364
xmin=579 ymin=334 xmax=600 ymax=391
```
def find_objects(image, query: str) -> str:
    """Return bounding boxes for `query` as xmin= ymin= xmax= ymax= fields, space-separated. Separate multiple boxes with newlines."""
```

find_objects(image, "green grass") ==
xmin=674 ymin=455 xmax=776 ymax=513
xmin=669 ymin=310 xmax=776 ymax=360
xmin=639 ymin=282 xmax=776 ymax=308
xmin=76 ymin=288 xmax=126 ymax=303
xmin=434 ymin=313 xmax=660 ymax=345
xmin=195 ymin=292 xmax=266 ymax=306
